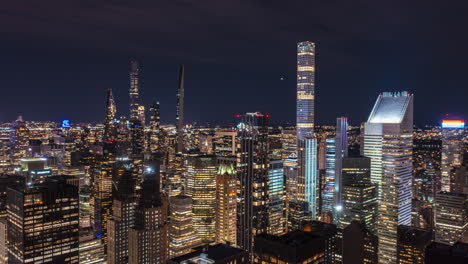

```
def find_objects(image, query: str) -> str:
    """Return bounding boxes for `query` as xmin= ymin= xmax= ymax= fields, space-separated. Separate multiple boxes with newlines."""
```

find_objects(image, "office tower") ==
xmin=129 ymin=120 xmax=144 ymax=155
xmin=169 ymin=195 xmax=201 ymax=258
xmin=396 ymin=225 xmax=432 ymax=264
xmin=107 ymin=162 xmax=137 ymax=264
xmin=79 ymin=230 xmax=106 ymax=264
xmin=304 ymin=138 xmax=319 ymax=219
xmin=18 ymin=157 xmax=52 ymax=186
xmin=296 ymin=41 xmax=316 ymax=211
xmin=422 ymin=162 xmax=436 ymax=202
xmin=334 ymin=117 xmax=348 ymax=214
xmin=434 ymin=192 xmax=468 ymax=245
xmin=254 ymin=221 xmax=337 ymax=264
xmin=79 ymin=186 xmax=92 ymax=229
xmin=364 ymin=91 xmax=414 ymax=264
xmin=104 ymin=88 xmax=117 ymax=140
xmin=128 ymin=155 xmax=169 ymax=264
xmin=7 ymin=177 xmax=79 ymax=263
xmin=148 ymin=101 xmax=161 ymax=151
xmin=137 ymin=105 xmax=145 ymax=125
xmin=342 ymin=221 xmax=378 ymax=264
xmin=425 ymin=241 xmax=468 ymax=264
xmin=296 ymin=41 xmax=315 ymax=140
xmin=215 ymin=163 xmax=237 ymax=245
xmin=213 ymin=130 xmax=237 ymax=156
xmin=322 ymin=136 xmax=335 ymax=214
xmin=167 ymin=244 xmax=248 ymax=264
xmin=0 ymin=218 xmax=6 ymax=264
xmin=176 ymin=64 xmax=185 ymax=153
xmin=441 ymin=119 xmax=465 ymax=192
xmin=280 ymin=129 xmax=297 ymax=160
xmin=284 ymin=153 xmax=298 ymax=202
xmin=268 ymin=159 xmax=285 ymax=236
xmin=129 ymin=59 xmax=141 ymax=121
xmin=10 ymin=116 xmax=29 ymax=164
xmin=186 ymin=154 xmax=216 ymax=243
xmin=287 ymin=200 xmax=312 ymax=231
xmin=236 ymin=112 xmax=269 ymax=255
xmin=339 ymin=156 xmax=378 ymax=234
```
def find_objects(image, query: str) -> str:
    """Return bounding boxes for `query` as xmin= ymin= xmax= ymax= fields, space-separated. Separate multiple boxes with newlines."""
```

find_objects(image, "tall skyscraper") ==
xmin=107 ymin=162 xmax=137 ymax=264
xmin=148 ymin=100 xmax=161 ymax=151
xmin=168 ymin=195 xmax=201 ymax=258
xmin=176 ymin=64 xmax=185 ymax=153
xmin=7 ymin=177 xmax=80 ymax=263
xmin=128 ymin=155 xmax=169 ymax=264
xmin=104 ymin=88 xmax=117 ymax=140
xmin=296 ymin=41 xmax=315 ymax=140
xmin=129 ymin=60 xmax=141 ymax=121
xmin=434 ymin=192 xmax=468 ymax=245
xmin=186 ymin=154 xmax=216 ymax=243
xmin=10 ymin=116 xmax=29 ymax=165
xmin=440 ymin=119 xmax=465 ymax=192
xmin=215 ymin=163 xmax=237 ymax=245
xmin=305 ymin=138 xmax=319 ymax=219
xmin=236 ymin=112 xmax=269 ymax=256
xmin=322 ymin=136 xmax=336 ymax=214
xmin=364 ymin=91 xmax=414 ymax=264
xmin=334 ymin=117 xmax=348 ymax=214
xmin=339 ymin=156 xmax=378 ymax=234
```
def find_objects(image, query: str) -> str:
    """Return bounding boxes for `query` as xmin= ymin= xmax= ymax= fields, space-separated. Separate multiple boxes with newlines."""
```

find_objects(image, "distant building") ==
xmin=167 ymin=244 xmax=248 ymax=264
xmin=425 ymin=241 xmax=468 ymax=264
xmin=79 ymin=230 xmax=106 ymax=264
xmin=342 ymin=221 xmax=378 ymax=264
xmin=7 ymin=176 xmax=79 ymax=263
xmin=169 ymin=195 xmax=201 ymax=258
xmin=434 ymin=192 xmax=468 ymax=245
xmin=215 ymin=163 xmax=237 ymax=245
xmin=441 ymin=119 xmax=465 ymax=192
xmin=397 ymin=225 xmax=432 ymax=264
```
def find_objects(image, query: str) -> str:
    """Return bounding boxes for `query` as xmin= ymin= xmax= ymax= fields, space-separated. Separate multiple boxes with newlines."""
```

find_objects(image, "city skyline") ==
xmin=1 ymin=1 xmax=468 ymax=125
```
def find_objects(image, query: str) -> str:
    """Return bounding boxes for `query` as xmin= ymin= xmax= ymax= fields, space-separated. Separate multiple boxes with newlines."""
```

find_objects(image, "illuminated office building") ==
xmin=434 ymin=192 xmax=468 ymax=245
xmin=281 ymin=129 xmax=297 ymax=160
xmin=79 ymin=230 xmax=106 ymax=264
xmin=186 ymin=154 xmax=217 ymax=243
xmin=304 ymin=138 xmax=318 ymax=219
xmin=148 ymin=101 xmax=161 ymax=151
xmin=0 ymin=218 xmax=6 ymax=264
xmin=7 ymin=177 xmax=79 ymax=263
xmin=215 ymin=163 xmax=237 ymax=245
xmin=213 ymin=130 xmax=237 ymax=156
xmin=322 ymin=137 xmax=335 ymax=215
xmin=18 ymin=158 xmax=52 ymax=186
xmin=236 ymin=112 xmax=269 ymax=255
xmin=107 ymin=162 xmax=137 ymax=264
xmin=129 ymin=59 xmax=141 ymax=122
xmin=169 ymin=195 xmax=201 ymax=258
xmin=268 ymin=159 xmax=286 ymax=236
xmin=0 ymin=175 xmax=23 ymax=218
xmin=284 ymin=153 xmax=298 ymax=203
xmin=79 ymin=187 xmax=92 ymax=229
xmin=128 ymin=155 xmax=169 ymax=264
xmin=103 ymin=88 xmax=117 ymax=140
xmin=396 ymin=225 xmax=431 ymax=264
xmin=10 ymin=116 xmax=29 ymax=165
xmin=441 ymin=119 xmax=465 ymax=192
xmin=364 ymin=92 xmax=414 ymax=264
xmin=129 ymin=120 xmax=144 ymax=155
xmin=342 ymin=221 xmax=378 ymax=264
xmin=339 ymin=156 xmax=377 ymax=234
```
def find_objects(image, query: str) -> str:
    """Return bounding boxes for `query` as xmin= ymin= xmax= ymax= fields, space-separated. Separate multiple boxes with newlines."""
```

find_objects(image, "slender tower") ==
xmin=176 ymin=65 xmax=185 ymax=153
xmin=129 ymin=60 xmax=140 ymax=121
xmin=104 ymin=88 xmax=117 ymax=140
xmin=334 ymin=117 xmax=348 ymax=214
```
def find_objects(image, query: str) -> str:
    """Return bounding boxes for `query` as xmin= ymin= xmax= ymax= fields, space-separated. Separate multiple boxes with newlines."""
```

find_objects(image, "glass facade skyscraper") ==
xmin=296 ymin=41 xmax=315 ymax=140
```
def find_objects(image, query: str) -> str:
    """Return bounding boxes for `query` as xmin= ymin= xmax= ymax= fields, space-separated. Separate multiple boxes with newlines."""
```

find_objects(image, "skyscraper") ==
xmin=129 ymin=60 xmax=141 ymax=121
xmin=128 ymin=155 xmax=169 ymax=264
xmin=148 ymin=100 xmax=161 ymax=151
xmin=7 ymin=177 xmax=80 ymax=263
xmin=296 ymin=41 xmax=315 ymax=140
xmin=434 ymin=192 xmax=468 ymax=245
xmin=215 ymin=163 xmax=237 ymax=245
xmin=236 ymin=112 xmax=269 ymax=256
xmin=176 ymin=64 xmax=185 ymax=153
xmin=334 ymin=117 xmax=348 ymax=215
xmin=186 ymin=154 xmax=217 ymax=243
xmin=268 ymin=159 xmax=286 ymax=236
xmin=104 ymin=88 xmax=117 ymax=140
xmin=364 ymin=91 xmax=414 ymax=264
xmin=168 ymin=195 xmax=201 ymax=258
xmin=10 ymin=116 xmax=29 ymax=165
xmin=322 ymin=136 xmax=335 ymax=214
xmin=440 ymin=119 xmax=465 ymax=192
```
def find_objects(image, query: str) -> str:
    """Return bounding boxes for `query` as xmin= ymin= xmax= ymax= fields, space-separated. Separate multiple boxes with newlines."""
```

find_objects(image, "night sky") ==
xmin=1 ymin=1 xmax=467 ymax=126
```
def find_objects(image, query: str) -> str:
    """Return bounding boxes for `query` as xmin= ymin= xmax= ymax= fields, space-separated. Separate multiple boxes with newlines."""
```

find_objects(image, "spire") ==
xmin=129 ymin=59 xmax=140 ymax=121
xmin=104 ymin=88 xmax=117 ymax=140
xmin=176 ymin=64 xmax=185 ymax=153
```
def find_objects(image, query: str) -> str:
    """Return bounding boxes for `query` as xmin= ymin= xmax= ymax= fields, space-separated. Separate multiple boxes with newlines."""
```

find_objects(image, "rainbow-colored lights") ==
xmin=441 ymin=119 xmax=465 ymax=129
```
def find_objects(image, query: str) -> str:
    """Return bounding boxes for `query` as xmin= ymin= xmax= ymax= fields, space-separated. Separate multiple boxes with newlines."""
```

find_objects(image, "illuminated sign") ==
xmin=62 ymin=119 xmax=71 ymax=128
xmin=442 ymin=119 xmax=465 ymax=129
